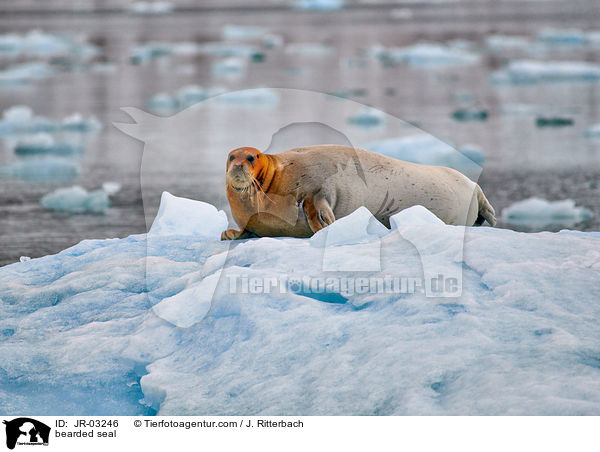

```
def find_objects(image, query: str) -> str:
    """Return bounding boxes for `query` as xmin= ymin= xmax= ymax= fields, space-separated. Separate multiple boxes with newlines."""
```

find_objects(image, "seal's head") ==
xmin=226 ymin=146 xmax=269 ymax=191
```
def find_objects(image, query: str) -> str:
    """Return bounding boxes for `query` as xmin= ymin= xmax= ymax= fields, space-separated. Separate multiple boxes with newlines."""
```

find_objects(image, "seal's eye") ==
xmin=247 ymin=155 xmax=255 ymax=163
xmin=229 ymin=155 xmax=235 ymax=162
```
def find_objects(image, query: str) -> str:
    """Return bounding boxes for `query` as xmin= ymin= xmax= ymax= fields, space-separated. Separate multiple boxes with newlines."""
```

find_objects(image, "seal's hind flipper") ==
xmin=475 ymin=185 xmax=496 ymax=226
xmin=304 ymin=195 xmax=335 ymax=233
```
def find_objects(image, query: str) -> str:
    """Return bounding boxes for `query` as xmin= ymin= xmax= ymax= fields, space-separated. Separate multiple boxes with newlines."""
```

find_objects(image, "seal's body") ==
xmin=222 ymin=145 xmax=495 ymax=240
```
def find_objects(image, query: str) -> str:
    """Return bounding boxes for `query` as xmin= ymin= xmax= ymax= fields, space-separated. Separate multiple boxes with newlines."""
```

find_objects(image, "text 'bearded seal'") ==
xmin=221 ymin=145 xmax=496 ymax=240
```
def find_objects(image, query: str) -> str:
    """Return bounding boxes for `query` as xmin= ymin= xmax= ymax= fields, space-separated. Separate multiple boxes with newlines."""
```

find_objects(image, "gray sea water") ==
xmin=1 ymin=0 xmax=599 ymax=266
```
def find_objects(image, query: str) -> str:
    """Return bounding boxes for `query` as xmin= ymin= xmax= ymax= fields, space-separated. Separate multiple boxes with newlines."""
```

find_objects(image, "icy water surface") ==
xmin=1 ymin=0 xmax=600 ymax=265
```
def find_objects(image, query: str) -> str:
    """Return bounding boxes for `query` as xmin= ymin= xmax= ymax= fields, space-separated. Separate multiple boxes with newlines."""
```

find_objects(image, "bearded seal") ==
xmin=221 ymin=145 xmax=496 ymax=240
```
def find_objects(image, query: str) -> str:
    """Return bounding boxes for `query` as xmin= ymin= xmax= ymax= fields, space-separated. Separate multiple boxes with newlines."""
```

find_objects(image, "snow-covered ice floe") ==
xmin=127 ymin=1 xmax=174 ymax=14
xmin=0 ymin=156 xmax=80 ymax=182
xmin=491 ymin=60 xmax=600 ymax=84
xmin=40 ymin=183 xmax=121 ymax=214
xmin=365 ymin=135 xmax=485 ymax=177
xmin=13 ymin=133 xmax=83 ymax=156
xmin=1 ymin=192 xmax=599 ymax=415
xmin=0 ymin=62 xmax=54 ymax=85
xmin=347 ymin=107 xmax=386 ymax=127
xmin=502 ymin=197 xmax=593 ymax=229
xmin=292 ymin=0 xmax=345 ymax=10
xmin=147 ymin=86 xmax=227 ymax=114
xmin=221 ymin=24 xmax=269 ymax=41
xmin=370 ymin=42 xmax=479 ymax=68
xmin=585 ymin=123 xmax=600 ymax=139
xmin=0 ymin=30 xmax=99 ymax=59
xmin=0 ymin=106 xmax=101 ymax=135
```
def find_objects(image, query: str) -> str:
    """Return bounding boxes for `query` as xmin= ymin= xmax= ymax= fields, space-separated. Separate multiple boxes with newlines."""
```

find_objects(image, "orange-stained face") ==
xmin=226 ymin=147 xmax=265 ymax=190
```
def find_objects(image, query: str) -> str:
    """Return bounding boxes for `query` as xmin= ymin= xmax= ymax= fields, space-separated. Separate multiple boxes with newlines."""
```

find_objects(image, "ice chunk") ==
xmin=311 ymin=206 xmax=389 ymax=247
xmin=263 ymin=34 xmax=284 ymax=49
xmin=537 ymin=28 xmax=588 ymax=46
xmin=0 ymin=106 xmax=101 ymax=135
xmin=491 ymin=60 xmax=600 ymax=84
xmin=175 ymin=85 xmax=207 ymax=108
xmin=285 ymin=42 xmax=334 ymax=56
xmin=149 ymin=191 xmax=228 ymax=239
xmin=212 ymin=57 xmax=246 ymax=76
xmin=221 ymin=25 xmax=268 ymax=41
xmin=451 ymin=108 xmax=488 ymax=122
xmin=347 ymin=107 xmax=386 ymax=127
xmin=0 ymin=156 xmax=80 ymax=182
xmin=0 ymin=62 xmax=54 ymax=84
xmin=19 ymin=256 xmax=31 ymax=262
xmin=147 ymin=92 xmax=179 ymax=114
xmin=292 ymin=0 xmax=345 ymax=10
xmin=585 ymin=123 xmax=600 ymax=139
xmin=152 ymin=271 xmax=221 ymax=328
xmin=365 ymin=135 xmax=485 ymax=174
xmin=0 ymin=30 xmax=99 ymax=59
xmin=14 ymin=134 xmax=83 ymax=156
xmin=502 ymin=197 xmax=593 ymax=229
xmin=485 ymin=34 xmax=532 ymax=52
xmin=198 ymin=42 xmax=261 ymax=58
xmin=127 ymin=1 xmax=174 ymax=14
xmin=535 ymin=117 xmax=573 ymax=127
xmin=371 ymin=43 xmax=479 ymax=67
xmin=147 ymin=86 xmax=229 ymax=114
xmin=130 ymin=42 xmax=173 ymax=64
xmin=102 ymin=182 xmax=122 ymax=196
xmin=40 ymin=186 xmax=111 ymax=214
xmin=214 ymin=88 xmax=279 ymax=105
xmin=390 ymin=205 xmax=445 ymax=228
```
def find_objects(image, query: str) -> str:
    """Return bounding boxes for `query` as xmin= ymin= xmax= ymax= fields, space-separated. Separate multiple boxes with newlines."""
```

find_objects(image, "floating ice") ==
xmin=221 ymin=25 xmax=268 ymax=41
xmin=212 ymin=57 xmax=246 ymax=76
xmin=292 ymin=0 xmax=345 ymax=10
xmin=0 ymin=106 xmax=101 ymax=135
xmin=486 ymin=35 xmax=533 ymax=52
xmin=452 ymin=108 xmax=488 ymax=122
xmin=285 ymin=42 xmax=334 ymax=56
xmin=130 ymin=42 xmax=175 ymax=64
xmin=147 ymin=93 xmax=179 ymax=114
xmin=0 ymin=30 xmax=99 ymax=59
xmin=0 ymin=156 xmax=80 ymax=182
xmin=14 ymin=133 xmax=83 ymax=156
xmin=214 ymin=88 xmax=279 ymax=106
xmin=147 ymin=86 xmax=228 ymax=113
xmin=40 ymin=186 xmax=111 ymax=214
xmin=148 ymin=192 xmax=228 ymax=239
xmin=584 ymin=123 xmax=600 ymax=139
xmin=347 ymin=107 xmax=386 ymax=127
xmin=198 ymin=42 xmax=261 ymax=58
xmin=102 ymin=182 xmax=122 ymax=196
xmin=491 ymin=60 xmax=600 ymax=84
xmin=502 ymin=197 xmax=593 ymax=229
xmin=371 ymin=43 xmax=479 ymax=67
xmin=127 ymin=1 xmax=174 ymax=14
xmin=537 ymin=28 xmax=588 ymax=46
xmin=1 ymin=195 xmax=599 ymax=415
xmin=0 ymin=62 xmax=54 ymax=84
xmin=365 ymin=135 xmax=485 ymax=174
xmin=536 ymin=117 xmax=573 ymax=128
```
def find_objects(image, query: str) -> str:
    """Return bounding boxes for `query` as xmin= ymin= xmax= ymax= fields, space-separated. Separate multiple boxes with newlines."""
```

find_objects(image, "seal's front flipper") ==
xmin=221 ymin=229 xmax=255 ymax=240
xmin=304 ymin=195 xmax=335 ymax=233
